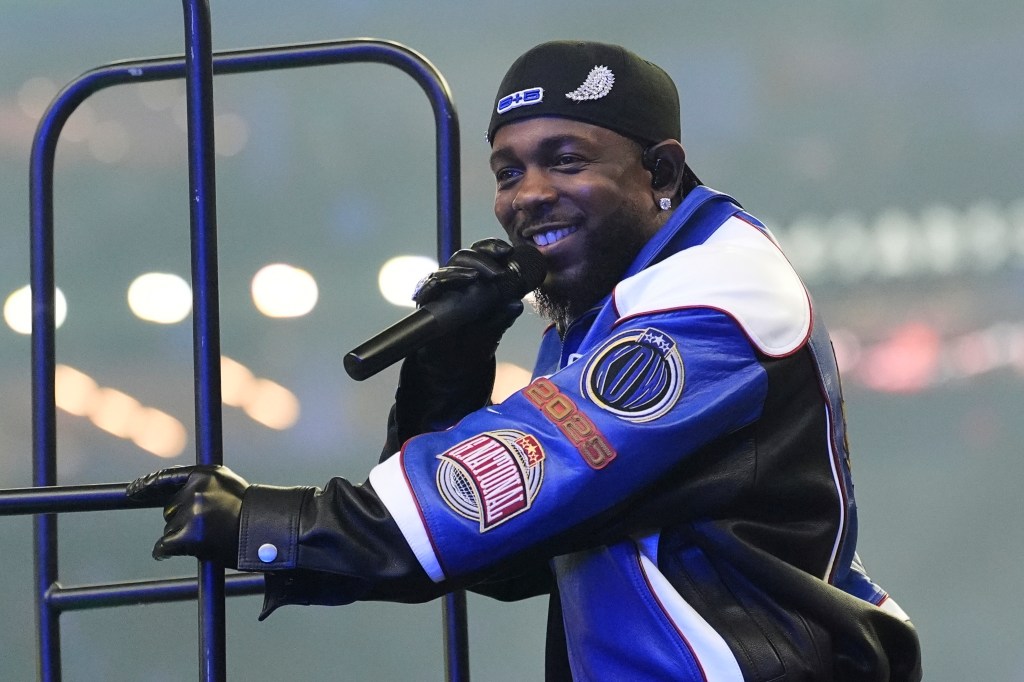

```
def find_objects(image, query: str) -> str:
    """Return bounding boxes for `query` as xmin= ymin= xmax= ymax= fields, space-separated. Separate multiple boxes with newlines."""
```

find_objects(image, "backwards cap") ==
xmin=487 ymin=40 xmax=681 ymax=146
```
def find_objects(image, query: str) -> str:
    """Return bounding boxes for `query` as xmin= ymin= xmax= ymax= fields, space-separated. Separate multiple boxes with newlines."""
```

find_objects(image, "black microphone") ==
xmin=344 ymin=244 xmax=546 ymax=381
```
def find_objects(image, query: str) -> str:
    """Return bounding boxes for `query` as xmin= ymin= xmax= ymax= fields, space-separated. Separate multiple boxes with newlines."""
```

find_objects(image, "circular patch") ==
xmin=436 ymin=430 xmax=544 ymax=532
xmin=582 ymin=327 xmax=684 ymax=422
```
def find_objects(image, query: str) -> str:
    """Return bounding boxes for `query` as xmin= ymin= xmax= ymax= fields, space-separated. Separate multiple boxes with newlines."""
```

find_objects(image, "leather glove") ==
xmin=384 ymin=238 xmax=524 ymax=454
xmin=127 ymin=464 xmax=249 ymax=567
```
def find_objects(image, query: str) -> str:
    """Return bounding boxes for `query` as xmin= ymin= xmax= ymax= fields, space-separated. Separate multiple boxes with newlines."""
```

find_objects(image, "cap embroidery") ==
xmin=496 ymin=86 xmax=545 ymax=115
xmin=565 ymin=65 xmax=615 ymax=102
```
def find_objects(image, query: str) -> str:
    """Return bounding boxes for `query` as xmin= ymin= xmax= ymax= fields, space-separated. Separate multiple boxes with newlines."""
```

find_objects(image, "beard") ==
xmin=531 ymin=200 xmax=654 ymax=333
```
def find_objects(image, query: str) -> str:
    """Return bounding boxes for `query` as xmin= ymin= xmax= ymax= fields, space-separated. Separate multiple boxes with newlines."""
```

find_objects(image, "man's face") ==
xmin=489 ymin=118 xmax=663 ymax=326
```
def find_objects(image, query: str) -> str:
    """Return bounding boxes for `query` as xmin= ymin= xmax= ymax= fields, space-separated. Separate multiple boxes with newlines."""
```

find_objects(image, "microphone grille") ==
xmin=506 ymin=244 xmax=547 ymax=297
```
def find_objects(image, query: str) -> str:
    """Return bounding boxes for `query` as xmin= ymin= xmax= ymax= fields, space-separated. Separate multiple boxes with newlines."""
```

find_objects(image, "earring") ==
xmin=659 ymin=197 xmax=672 ymax=211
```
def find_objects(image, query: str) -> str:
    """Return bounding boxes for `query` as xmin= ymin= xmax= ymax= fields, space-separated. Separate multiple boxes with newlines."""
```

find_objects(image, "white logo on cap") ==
xmin=566 ymin=65 xmax=615 ymax=102
xmin=497 ymin=87 xmax=544 ymax=115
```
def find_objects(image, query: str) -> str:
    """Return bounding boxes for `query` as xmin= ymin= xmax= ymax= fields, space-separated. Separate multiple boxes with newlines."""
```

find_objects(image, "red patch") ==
xmin=524 ymin=377 xmax=617 ymax=469
xmin=436 ymin=431 xmax=545 ymax=532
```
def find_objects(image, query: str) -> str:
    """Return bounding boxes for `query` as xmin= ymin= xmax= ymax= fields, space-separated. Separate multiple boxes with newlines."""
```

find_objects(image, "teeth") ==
xmin=531 ymin=225 xmax=577 ymax=246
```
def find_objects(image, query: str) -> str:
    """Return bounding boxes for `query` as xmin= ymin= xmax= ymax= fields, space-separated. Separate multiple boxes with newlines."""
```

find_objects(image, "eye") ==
xmin=494 ymin=167 xmax=521 ymax=188
xmin=553 ymin=154 xmax=585 ymax=171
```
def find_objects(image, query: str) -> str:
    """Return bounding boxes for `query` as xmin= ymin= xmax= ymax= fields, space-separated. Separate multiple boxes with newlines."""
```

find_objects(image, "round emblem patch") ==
xmin=582 ymin=327 xmax=684 ymax=422
xmin=436 ymin=429 xmax=545 ymax=532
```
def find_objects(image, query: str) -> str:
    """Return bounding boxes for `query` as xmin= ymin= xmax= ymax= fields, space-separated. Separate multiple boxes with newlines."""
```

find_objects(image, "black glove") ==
xmin=383 ymin=239 xmax=525 ymax=455
xmin=127 ymin=464 xmax=249 ymax=567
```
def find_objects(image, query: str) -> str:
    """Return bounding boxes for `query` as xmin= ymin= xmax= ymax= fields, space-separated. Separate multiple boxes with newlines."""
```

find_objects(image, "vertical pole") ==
xmin=442 ymin=592 xmax=470 ymax=681
xmin=434 ymin=109 xmax=469 ymax=681
xmin=29 ymin=65 xmax=65 ymax=682
xmin=181 ymin=1 xmax=226 ymax=680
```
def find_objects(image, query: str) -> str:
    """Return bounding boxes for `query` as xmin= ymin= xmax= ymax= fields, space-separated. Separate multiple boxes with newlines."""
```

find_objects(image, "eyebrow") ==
xmin=489 ymin=133 xmax=592 ymax=168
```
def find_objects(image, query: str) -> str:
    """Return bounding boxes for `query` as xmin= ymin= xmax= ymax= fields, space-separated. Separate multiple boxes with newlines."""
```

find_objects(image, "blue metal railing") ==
xmin=0 ymin=2 xmax=465 ymax=679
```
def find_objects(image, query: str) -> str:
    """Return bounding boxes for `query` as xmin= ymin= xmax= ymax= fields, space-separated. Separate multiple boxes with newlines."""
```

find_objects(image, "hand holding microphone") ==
xmin=344 ymin=238 xmax=545 ymax=381
xmin=354 ymin=239 xmax=545 ymax=452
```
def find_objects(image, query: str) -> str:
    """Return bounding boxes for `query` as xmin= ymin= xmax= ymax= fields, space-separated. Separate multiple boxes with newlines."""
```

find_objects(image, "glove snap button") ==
xmin=257 ymin=543 xmax=278 ymax=563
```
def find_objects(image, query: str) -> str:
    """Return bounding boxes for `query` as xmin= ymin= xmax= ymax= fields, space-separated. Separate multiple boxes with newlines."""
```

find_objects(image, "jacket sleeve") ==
xmin=237 ymin=477 xmax=444 ymax=614
xmin=374 ymin=306 xmax=778 ymax=584
xmin=239 ymin=474 xmax=552 ymax=617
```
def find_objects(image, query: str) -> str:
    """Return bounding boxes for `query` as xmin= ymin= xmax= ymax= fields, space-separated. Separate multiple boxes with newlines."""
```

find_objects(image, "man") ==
xmin=130 ymin=41 xmax=922 ymax=680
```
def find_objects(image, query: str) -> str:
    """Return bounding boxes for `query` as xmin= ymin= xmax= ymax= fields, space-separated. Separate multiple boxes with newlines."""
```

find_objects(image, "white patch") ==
xmin=613 ymin=216 xmax=811 ymax=357
xmin=565 ymin=65 xmax=615 ymax=102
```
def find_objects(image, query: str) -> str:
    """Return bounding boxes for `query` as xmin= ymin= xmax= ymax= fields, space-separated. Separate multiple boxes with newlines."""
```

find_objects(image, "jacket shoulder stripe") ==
xmin=613 ymin=216 xmax=811 ymax=357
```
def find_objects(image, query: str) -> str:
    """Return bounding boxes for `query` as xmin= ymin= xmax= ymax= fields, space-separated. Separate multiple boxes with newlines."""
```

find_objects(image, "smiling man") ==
xmin=130 ymin=41 xmax=922 ymax=680
xmin=492 ymin=118 xmax=664 ymax=331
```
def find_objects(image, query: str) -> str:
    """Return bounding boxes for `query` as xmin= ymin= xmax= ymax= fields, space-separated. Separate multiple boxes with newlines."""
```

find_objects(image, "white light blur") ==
xmin=132 ymin=408 xmax=188 ymax=459
xmin=54 ymin=364 xmax=99 ymax=417
xmin=53 ymin=363 xmax=188 ymax=458
xmin=221 ymin=355 xmax=301 ymax=430
xmin=378 ymin=255 xmax=437 ymax=308
xmin=919 ymin=205 xmax=961 ymax=274
xmin=251 ymin=264 xmax=319 ymax=318
xmin=776 ymin=215 xmax=829 ymax=280
xmin=964 ymin=201 xmax=1009 ymax=271
xmin=244 ymin=378 xmax=301 ymax=430
xmin=872 ymin=209 xmax=917 ymax=278
xmin=91 ymin=387 xmax=142 ymax=438
xmin=128 ymin=272 xmax=192 ymax=324
xmin=221 ymin=355 xmax=255 ymax=407
xmin=829 ymin=212 xmax=873 ymax=281
xmin=774 ymin=197 xmax=1024 ymax=285
xmin=214 ymin=113 xmax=249 ymax=157
xmin=4 ymin=285 xmax=67 ymax=334
xmin=16 ymin=77 xmax=58 ymax=119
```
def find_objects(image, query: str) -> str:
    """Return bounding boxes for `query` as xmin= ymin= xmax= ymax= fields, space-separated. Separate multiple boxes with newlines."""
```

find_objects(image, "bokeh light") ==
xmin=378 ymin=254 xmax=437 ymax=308
xmin=221 ymin=356 xmax=300 ymax=430
xmin=127 ymin=272 xmax=192 ymax=324
xmin=54 ymin=364 xmax=188 ymax=458
xmin=16 ymin=76 xmax=58 ymax=119
xmin=251 ymin=263 xmax=319 ymax=318
xmin=4 ymin=285 xmax=68 ymax=334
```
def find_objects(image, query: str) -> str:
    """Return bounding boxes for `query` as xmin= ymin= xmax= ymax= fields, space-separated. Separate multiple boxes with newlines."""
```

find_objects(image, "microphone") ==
xmin=344 ymin=244 xmax=546 ymax=381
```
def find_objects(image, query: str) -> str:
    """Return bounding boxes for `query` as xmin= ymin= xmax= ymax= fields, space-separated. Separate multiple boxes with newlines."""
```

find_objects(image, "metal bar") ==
xmin=180 ymin=2 xmax=226 ymax=679
xmin=0 ymin=483 xmax=155 ymax=515
xmin=443 ymin=591 xmax=470 ymax=682
xmin=47 ymin=574 xmax=265 ymax=613
xmin=28 ymin=23 xmax=73 ymax=682
xmin=26 ymin=36 xmax=461 ymax=682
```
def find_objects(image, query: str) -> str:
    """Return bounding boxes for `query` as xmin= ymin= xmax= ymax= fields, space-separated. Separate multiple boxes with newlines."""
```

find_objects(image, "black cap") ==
xmin=487 ymin=40 xmax=681 ymax=146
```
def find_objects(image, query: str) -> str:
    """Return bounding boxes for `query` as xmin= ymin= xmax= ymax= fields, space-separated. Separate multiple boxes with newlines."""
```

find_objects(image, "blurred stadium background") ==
xmin=1 ymin=2 xmax=1021 ymax=679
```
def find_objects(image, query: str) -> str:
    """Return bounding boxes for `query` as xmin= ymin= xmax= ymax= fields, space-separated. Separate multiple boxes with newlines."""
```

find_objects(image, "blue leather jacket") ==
xmin=239 ymin=187 xmax=922 ymax=680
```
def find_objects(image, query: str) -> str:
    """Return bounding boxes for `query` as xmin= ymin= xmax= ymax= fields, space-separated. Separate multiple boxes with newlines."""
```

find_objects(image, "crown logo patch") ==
xmin=565 ymin=65 xmax=615 ymax=102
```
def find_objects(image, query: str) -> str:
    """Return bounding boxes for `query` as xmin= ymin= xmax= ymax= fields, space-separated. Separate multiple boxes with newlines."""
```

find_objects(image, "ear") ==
xmin=642 ymin=140 xmax=687 ymax=198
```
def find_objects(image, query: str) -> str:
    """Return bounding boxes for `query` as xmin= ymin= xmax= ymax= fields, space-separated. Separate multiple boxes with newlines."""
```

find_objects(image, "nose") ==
xmin=512 ymin=168 xmax=557 ymax=213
